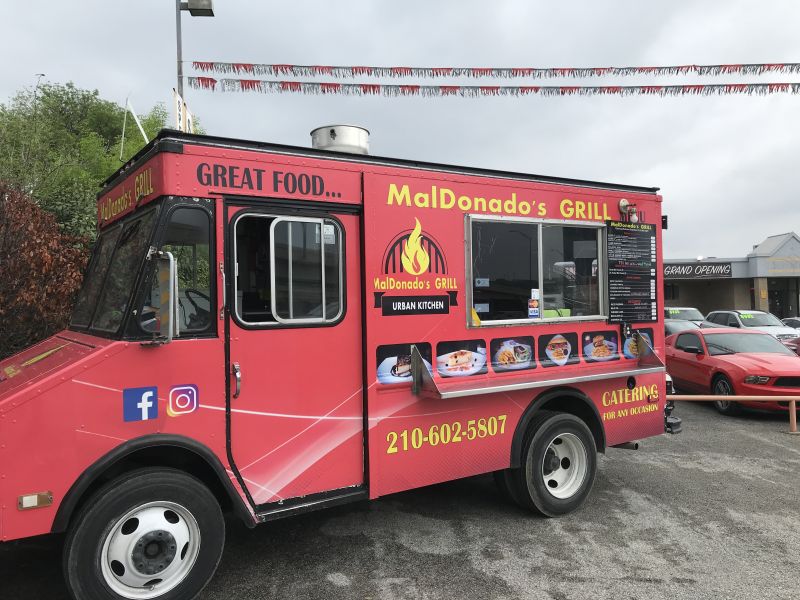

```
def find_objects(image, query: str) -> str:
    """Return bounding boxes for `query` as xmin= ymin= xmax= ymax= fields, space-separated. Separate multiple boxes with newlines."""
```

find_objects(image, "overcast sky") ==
xmin=4 ymin=0 xmax=799 ymax=259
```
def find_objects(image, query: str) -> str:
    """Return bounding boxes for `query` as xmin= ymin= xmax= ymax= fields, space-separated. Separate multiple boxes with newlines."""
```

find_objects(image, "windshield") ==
xmin=738 ymin=312 xmax=783 ymax=327
xmin=70 ymin=226 xmax=122 ymax=327
xmin=704 ymin=333 xmax=795 ymax=356
xmin=70 ymin=209 xmax=157 ymax=335
xmin=666 ymin=308 xmax=704 ymax=321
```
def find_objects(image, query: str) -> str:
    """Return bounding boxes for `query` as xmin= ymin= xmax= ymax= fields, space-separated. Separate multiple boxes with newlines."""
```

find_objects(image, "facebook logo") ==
xmin=123 ymin=387 xmax=158 ymax=422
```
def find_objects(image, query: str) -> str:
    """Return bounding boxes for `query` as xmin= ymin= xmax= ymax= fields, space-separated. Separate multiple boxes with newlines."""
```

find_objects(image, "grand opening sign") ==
xmin=663 ymin=262 xmax=732 ymax=279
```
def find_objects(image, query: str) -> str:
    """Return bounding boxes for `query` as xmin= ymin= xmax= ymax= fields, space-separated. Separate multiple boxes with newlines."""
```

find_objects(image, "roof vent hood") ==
xmin=310 ymin=125 xmax=369 ymax=154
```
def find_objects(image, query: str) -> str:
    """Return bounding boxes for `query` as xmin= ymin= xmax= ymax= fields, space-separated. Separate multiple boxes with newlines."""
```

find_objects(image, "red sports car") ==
xmin=784 ymin=337 xmax=800 ymax=357
xmin=665 ymin=327 xmax=800 ymax=415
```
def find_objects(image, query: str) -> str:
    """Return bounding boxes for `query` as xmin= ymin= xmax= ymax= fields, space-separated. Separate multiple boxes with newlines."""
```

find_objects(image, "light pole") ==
xmin=176 ymin=0 xmax=215 ymax=99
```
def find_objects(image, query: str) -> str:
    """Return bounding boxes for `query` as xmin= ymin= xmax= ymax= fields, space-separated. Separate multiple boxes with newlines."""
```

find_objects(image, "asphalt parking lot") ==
xmin=2 ymin=401 xmax=799 ymax=600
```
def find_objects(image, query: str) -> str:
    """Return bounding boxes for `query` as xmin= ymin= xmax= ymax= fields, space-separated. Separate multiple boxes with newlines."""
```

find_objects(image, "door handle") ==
xmin=232 ymin=362 xmax=241 ymax=398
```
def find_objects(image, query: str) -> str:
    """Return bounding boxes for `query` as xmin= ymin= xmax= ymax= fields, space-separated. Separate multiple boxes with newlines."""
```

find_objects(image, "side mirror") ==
xmin=683 ymin=345 xmax=703 ymax=355
xmin=144 ymin=251 xmax=179 ymax=345
xmin=729 ymin=321 xmax=740 ymax=328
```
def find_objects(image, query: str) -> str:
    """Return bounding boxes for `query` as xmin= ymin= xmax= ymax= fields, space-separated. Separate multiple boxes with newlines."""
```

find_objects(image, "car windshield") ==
xmin=666 ymin=308 xmax=704 ymax=321
xmin=666 ymin=320 xmax=700 ymax=335
xmin=70 ymin=210 xmax=157 ymax=335
xmin=704 ymin=333 xmax=795 ymax=356
xmin=738 ymin=312 xmax=783 ymax=327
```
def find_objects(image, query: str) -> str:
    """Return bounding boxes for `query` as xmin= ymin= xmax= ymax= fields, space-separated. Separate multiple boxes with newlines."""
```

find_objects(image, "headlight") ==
xmin=744 ymin=375 xmax=770 ymax=385
xmin=665 ymin=373 xmax=675 ymax=395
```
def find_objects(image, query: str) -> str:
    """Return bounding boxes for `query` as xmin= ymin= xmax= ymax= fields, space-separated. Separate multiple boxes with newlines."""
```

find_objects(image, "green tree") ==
xmin=0 ymin=82 xmax=168 ymax=239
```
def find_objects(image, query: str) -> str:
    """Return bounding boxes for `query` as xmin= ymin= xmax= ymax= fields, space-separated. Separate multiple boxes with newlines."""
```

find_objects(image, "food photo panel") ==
xmin=582 ymin=330 xmax=620 ymax=363
xmin=376 ymin=343 xmax=432 ymax=384
xmin=490 ymin=336 xmax=535 ymax=372
xmin=436 ymin=340 xmax=488 ymax=378
xmin=623 ymin=328 xmax=654 ymax=360
xmin=538 ymin=332 xmax=579 ymax=368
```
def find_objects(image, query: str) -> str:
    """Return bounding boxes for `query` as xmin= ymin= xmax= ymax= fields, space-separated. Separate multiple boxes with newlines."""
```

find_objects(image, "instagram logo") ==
xmin=167 ymin=384 xmax=199 ymax=417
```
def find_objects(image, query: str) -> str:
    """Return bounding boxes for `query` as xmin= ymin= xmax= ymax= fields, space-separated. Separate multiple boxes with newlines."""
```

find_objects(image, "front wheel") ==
xmin=63 ymin=468 xmax=225 ymax=600
xmin=713 ymin=375 xmax=741 ymax=415
xmin=510 ymin=412 xmax=597 ymax=516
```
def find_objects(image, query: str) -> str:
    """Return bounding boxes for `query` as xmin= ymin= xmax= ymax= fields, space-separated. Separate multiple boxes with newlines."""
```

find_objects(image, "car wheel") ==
xmin=63 ymin=467 xmax=225 ymax=600
xmin=509 ymin=412 xmax=597 ymax=517
xmin=712 ymin=375 xmax=741 ymax=416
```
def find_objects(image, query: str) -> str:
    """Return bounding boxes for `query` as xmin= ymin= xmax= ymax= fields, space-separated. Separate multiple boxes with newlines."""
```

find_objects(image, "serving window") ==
xmin=468 ymin=216 xmax=604 ymax=325
xmin=234 ymin=213 xmax=344 ymax=326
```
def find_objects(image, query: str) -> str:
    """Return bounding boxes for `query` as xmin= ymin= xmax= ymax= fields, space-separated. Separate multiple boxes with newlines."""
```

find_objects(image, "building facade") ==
xmin=664 ymin=232 xmax=800 ymax=319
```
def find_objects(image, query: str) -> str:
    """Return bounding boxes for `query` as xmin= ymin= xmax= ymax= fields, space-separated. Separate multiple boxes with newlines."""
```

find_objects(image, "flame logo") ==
xmin=401 ymin=218 xmax=431 ymax=275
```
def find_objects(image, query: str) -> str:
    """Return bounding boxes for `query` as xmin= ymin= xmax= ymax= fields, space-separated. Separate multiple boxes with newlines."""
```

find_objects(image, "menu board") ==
xmin=606 ymin=221 xmax=657 ymax=323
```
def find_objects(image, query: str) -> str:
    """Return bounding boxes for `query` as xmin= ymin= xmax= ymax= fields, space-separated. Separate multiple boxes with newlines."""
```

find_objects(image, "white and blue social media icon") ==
xmin=168 ymin=384 xmax=199 ymax=416
xmin=123 ymin=387 xmax=158 ymax=422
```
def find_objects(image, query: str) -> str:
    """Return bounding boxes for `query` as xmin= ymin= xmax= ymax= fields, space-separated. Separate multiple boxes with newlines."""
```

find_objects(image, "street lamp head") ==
xmin=183 ymin=0 xmax=214 ymax=17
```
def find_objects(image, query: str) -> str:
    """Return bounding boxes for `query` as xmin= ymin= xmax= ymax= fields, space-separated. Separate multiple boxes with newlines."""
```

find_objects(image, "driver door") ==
xmin=225 ymin=204 xmax=364 ymax=507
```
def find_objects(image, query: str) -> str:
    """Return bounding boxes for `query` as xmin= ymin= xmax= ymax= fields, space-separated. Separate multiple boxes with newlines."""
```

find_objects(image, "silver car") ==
xmin=705 ymin=310 xmax=800 ymax=342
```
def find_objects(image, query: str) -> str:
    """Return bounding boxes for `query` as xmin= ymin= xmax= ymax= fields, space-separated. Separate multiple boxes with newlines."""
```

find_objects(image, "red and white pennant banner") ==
xmin=189 ymin=78 xmax=800 ymax=97
xmin=191 ymin=61 xmax=800 ymax=79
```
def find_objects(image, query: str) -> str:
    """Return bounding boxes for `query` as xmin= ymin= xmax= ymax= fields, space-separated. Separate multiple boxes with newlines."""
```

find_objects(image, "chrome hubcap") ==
xmin=541 ymin=433 xmax=588 ymax=499
xmin=101 ymin=502 xmax=200 ymax=599
xmin=714 ymin=379 xmax=732 ymax=409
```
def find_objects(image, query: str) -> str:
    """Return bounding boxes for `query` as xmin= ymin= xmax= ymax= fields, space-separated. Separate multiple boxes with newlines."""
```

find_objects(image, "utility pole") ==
xmin=175 ymin=1 xmax=215 ymax=101
xmin=176 ymin=0 xmax=184 ymax=99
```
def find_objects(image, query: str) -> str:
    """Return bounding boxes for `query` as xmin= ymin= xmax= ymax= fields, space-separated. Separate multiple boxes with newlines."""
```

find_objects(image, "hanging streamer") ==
xmin=188 ymin=78 xmax=800 ymax=97
xmin=191 ymin=61 xmax=800 ymax=79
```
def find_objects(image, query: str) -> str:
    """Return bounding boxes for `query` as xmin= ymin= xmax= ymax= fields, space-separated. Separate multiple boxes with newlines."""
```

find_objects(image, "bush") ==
xmin=0 ymin=183 xmax=89 ymax=359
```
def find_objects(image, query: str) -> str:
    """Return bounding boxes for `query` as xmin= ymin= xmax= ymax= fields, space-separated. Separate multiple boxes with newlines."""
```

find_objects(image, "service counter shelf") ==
xmin=410 ymin=333 xmax=665 ymax=400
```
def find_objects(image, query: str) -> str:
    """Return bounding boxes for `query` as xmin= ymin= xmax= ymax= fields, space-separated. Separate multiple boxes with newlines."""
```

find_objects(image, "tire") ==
xmin=712 ymin=375 xmax=741 ymax=416
xmin=493 ymin=469 xmax=526 ymax=507
xmin=509 ymin=412 xmax=597 ymax=517
xmin=492 ymin=470 xmax=513 ymax=501
xmin=63 ymin=467 xmax=225 ymax=600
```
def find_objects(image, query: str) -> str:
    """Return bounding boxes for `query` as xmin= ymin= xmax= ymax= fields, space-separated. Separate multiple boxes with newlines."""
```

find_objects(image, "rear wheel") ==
xmin=63 ymin=468 xmax=225 ymax=600
xmin=712 ymin=375 xmax=741 ymax=415
xmin=508 ymin=412 xmax=597 ymax=516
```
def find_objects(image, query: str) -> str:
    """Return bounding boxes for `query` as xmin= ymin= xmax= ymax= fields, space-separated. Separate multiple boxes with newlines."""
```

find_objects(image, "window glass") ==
xmin=273 ymin=220 xmax=326 ymax=320
xmin=471 ymin=220 xmax=539 ymax=321
xmin=470 ymin=218 xmax=603 ymax=323
xmin=665 ymin=320 xmax=699 ymax=336
xmin=323 ymin=223 xmax=342 ymax=319
xmin=70 ymin=226 xmax=122 ymax=327
xmin=667 ymin=307 xmax=703 ymax=321
xmin=664 ymin=284 xmax=679 ymax=301
xmin=140 ymin=208 xmax=212 ymax=334
xmin=234 ymin=215 xmax=342 ymax=325
xmin=705 ymin=333 xmax=794 ymax=356
xmin=542 ymin=225 xmax=599 ymax=317
xmin=738 ymin=312 xmax=783 ymax=327
xmin=675 ymin=333 xmax=700 ymax=350
xmin=727 ymin=315 xmax=740 ymax=328
xmin=91 ymin=211 xmax=157 ymax=332
xmin=235 ymin=215 xmax=275 ymax=323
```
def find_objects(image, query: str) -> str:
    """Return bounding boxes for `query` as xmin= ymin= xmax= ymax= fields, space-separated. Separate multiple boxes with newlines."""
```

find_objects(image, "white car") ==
xmin=664 ymin=306 xmax=704 ymax=325
xmin=705 ymin=310 xmax=800 ymax=342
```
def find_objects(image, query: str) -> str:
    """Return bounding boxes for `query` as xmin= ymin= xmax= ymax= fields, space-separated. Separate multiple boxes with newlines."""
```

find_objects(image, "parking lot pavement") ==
xmin=2 ymin=401 xmax=800 ymax=600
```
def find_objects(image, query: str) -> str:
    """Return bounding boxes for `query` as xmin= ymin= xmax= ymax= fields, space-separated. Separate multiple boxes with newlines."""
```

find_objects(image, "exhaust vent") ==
xmin=310 ymin=125 xmax=369 ymax=155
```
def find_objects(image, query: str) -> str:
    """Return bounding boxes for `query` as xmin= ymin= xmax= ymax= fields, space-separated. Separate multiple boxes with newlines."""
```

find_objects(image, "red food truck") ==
xmin=0 ymin=128 xmax=676 ymax=599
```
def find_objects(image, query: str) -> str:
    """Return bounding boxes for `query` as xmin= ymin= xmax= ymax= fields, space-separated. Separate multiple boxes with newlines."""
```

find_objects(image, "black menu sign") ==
xmin=606 ymin=221 xmax=657 ymax=323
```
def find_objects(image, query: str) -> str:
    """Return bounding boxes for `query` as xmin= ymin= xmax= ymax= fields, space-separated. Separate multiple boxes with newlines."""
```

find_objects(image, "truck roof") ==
xmin=101 ymin=129 xmax=660 ymax=197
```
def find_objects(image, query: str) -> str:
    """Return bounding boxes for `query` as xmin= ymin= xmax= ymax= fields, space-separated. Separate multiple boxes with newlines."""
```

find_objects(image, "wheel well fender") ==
xmin=52 ymin=434 xmax=255 ymax=533
xmin=509 ymin=387 xmax=606 ymax=469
